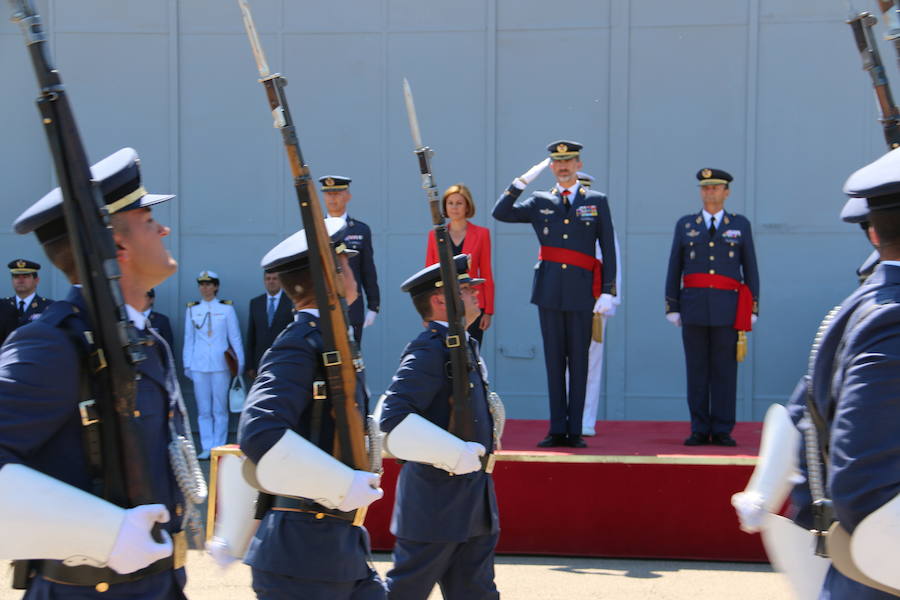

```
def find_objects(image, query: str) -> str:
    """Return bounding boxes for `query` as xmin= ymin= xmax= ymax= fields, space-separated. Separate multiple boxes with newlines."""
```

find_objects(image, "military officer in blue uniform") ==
xmin=238 ymin=217 xmax=386 ymax=600
xmin=320 ymin=176 xmax=381 ymax=346
xmin=144 ymin=288 xmax=175 ymax=350
xmin=493 ymin=141 xmax=618 ymax=448
xmin=664 ymin=168 xmax=760 ymax=446
xmin=0 ymin=148 xmax=204 ymax=598
xmin=379 ymin=255 xmax=500 ymax=600
xmin=5 ymin=259 xmax=53 ymax=330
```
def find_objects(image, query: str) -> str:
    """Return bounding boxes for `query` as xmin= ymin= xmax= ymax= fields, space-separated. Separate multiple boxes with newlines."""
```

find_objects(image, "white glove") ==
xmin=106 ymin=504 xmax=173 ymax=575
xmin=731 ymin=490 xmax=767 ymax=534
xmin=336 ymin=471 xmax=384 ymax=512
xmin=363 ymin=310 xmax=377 ymax=328
xmin=751 ymin=314 xmax=758 ymax=326
xmin=666 ymin=312 xmax=682 ymax=327
xmin=513 ymin=158 xmax=550 ymax=189
xmin=205 ymin=537 xmax=238 ymax=569
xmin=184 ymin=368 xmax=192 ymax=381
xmin=451 ymin=442 xmax=486 ymax=475
xmin=593 ymin=294 xmax=614 ymax=315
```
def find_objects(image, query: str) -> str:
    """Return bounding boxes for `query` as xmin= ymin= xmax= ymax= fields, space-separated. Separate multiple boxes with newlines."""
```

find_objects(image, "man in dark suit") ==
xmin=144 ymin=288 xmax=175 ymax=350
xmin=5 ymin=259 xmax=53 ymax=331
xmin=245 ymin=270 xmax=293 ymax=379
xmin=664 ymin=168 xmax=760 ymax=447
xmin=320 ymin=175 xmax=380 ymax=345
xmin=493 ymin=141 xmax=618 ymax=448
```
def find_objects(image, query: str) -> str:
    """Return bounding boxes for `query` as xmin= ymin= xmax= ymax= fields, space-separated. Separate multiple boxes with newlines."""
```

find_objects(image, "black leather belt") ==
xmin=37 ymin=531 xmax=185 ymax=592
xmin=271 ymin=495 xmax=356 ymax=522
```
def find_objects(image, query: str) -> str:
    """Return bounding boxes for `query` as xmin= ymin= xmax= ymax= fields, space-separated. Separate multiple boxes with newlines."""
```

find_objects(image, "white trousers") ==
xmin=565 ymin=315 xmax=607 ymax=435
xmin=193 ymin=370 xmax=231 ymax=453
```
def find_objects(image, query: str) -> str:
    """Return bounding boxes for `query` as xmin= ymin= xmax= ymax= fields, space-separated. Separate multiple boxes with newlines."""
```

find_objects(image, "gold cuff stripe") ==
xmin=105 ymin=186 xmax=148 ymax=215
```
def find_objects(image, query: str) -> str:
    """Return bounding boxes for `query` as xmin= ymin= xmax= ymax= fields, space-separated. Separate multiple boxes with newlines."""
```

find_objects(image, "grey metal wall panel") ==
xmin=0 ymin=0 xmax=892 ymax=427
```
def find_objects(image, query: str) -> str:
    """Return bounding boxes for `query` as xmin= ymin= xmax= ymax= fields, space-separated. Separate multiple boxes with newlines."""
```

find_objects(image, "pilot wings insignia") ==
xmin=539 ymin=208 xmax=555 ymax=215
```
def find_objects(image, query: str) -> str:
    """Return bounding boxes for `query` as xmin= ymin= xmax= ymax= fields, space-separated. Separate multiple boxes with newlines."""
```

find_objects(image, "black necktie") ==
xmin=17 ymin=300 xmax=24 ymax=316
xmin=709 ymin=216 xmax=717 ymax=237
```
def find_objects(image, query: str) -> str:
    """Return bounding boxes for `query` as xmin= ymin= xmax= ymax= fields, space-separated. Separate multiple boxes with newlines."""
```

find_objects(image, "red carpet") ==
xmin=365 ymin=420 xmax=767 ymax=561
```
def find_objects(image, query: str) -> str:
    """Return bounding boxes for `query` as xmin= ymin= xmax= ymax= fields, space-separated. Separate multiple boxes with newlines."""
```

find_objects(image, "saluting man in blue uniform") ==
xmin=320 ymin=176 xmax=381 ymax=346
xmin=664 ymin=168 xmax=759 ymax=447
xmin=380 ymin=255 xmax=500 ymax=600
xmin=238 ymin=217 xmax=386 ymax=600
xmin=0 ymin=148 xmax=204 ymax=598
xmin=493 ymin=141 xmax=618 ymax=448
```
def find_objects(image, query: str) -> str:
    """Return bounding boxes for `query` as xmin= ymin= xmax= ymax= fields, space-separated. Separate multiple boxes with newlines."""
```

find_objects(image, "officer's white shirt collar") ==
xmin=125 ymin=304 xmax=148 ymax=330
xmin=198 ymin=297 xmax=218 ymax=307
xmin=329 ymin=212 xmax=349 ymax=225
xmin=14 ymin=292 xmax=35 ymax=307
xmin=882 ymin=260 xmax=900 ymax=267
xmin=266 ymin=289 xmax=283 ymax=302
xmin=701 ymin=209 xmax=724 ymax=229
xmin=556 ymin=182 xmax=580 ymax=200
xmin=296 ymin=308 xmax=319 ymax=320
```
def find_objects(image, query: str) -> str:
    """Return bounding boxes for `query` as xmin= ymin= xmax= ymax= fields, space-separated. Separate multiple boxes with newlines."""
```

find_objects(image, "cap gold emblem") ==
xmin=325 ymin=177 xmax=335 ymax=186
xmin=701 ymin=169 xmax=712 ymax=179
xmin=16 ymin=260 xmax=25 ymax=268
xmin=557 ymin=143 xmax=568 ymax=153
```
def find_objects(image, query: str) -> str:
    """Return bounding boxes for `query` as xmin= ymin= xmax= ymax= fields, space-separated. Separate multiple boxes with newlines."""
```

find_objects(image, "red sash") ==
xmin=538 ymin=245 xmax=603 ymax=298
xmin=682 ymin=273 xmax=753 ymax=331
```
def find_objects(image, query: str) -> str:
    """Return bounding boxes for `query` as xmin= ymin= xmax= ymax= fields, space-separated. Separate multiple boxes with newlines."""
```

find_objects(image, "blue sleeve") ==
xmin=379 ymin=337 xmax=446 ymax=434
xmin=595 ymin=195 xmax=617 ymax=294
xmin=238 ymin=327 xmax=316 ymax=463
xmin=0 ymin=324 xmax=80 ymax=469
xmin=664 ymin=220 xmax=684 ymax=313
xmin=360 ymin=223 xmax=380 ymax=312
xmin=492 ymin=185 xmax=533 ymax=223
xmin=829 ymin=305 xmax=900 ymax=532
xmin=740 ymin=218 xmax=760 ymax=311
xmin=246 ymin=298 xmax=258 ymax=371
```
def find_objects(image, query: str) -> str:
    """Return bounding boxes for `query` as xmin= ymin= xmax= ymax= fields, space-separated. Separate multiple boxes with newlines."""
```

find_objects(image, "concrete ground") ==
xmin=0 ymin=551 xmax=791 ymax=599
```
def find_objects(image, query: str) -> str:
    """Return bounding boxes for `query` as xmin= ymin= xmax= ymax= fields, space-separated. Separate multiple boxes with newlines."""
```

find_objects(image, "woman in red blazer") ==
xmin=426 ymin=183 xmax=495 ymax=344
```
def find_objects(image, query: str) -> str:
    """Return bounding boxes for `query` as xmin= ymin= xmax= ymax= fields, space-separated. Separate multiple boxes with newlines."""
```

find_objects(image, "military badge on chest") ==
xmin=575 ymin=205 xmax=598 ymax=219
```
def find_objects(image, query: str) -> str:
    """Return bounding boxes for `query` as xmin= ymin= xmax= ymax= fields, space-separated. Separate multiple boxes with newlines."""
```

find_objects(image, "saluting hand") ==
xmin=515 ymin=158 xmax=550 ymax=188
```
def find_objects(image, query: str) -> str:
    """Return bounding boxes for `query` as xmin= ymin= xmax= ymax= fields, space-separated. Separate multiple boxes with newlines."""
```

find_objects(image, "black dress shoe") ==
xmin=684 ymin=432 xmax=709 ymax=446
xmin=568 ymin=435 xmax=587 ymax=448
xmin=537 ymin=434 xmax=567 ymax=448
xmin=711 ymin=433 xmax=737 ymax=447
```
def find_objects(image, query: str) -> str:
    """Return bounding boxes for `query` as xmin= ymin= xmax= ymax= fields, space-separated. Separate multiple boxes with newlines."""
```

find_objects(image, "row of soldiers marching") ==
xmin=0 ymin=1 xmax=502 ymax=599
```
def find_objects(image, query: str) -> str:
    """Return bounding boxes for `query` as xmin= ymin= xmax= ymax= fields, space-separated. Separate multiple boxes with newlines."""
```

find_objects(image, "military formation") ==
xmin=1 ymin=1 xmax=900 ymax=599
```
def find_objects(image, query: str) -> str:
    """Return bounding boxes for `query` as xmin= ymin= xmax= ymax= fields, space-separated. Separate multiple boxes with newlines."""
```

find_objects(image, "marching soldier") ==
xmin=379 ymin=255 xmax=500 ymax=600
xmin=0 ymin=148 xmax=203 ymax=597
xmin=320 ymin=175 xmax=381 ymax=345
xmin=183 ymin=270 xmax=244 ymax=459
xmin=5 ymin=259 xmax=53 ymax=329
xmin=493 ymin=141 xmax=618 ymax=448
xmin=238 ymin=217 xmax=386 ymax=599
xmin=664 ymin=168 xmax=759 ymax=446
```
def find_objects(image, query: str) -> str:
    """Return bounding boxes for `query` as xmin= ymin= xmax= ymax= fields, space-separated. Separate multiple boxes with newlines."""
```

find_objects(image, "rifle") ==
xmin=847 ymin=10 xmax=900 ymax=148
xmin=876 ymin=0 xmax=900 ymax=69
xmin=237 ymin=1 xmax=368 ymax=479
xmin=8 ymin=2 xmax=157 ymax=510
xmin=402 ymin=79 xmax=477 ymax=443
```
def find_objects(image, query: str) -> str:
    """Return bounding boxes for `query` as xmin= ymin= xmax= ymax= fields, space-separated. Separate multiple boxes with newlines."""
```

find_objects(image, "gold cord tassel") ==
xmin=736 ymin=330 xmax=747 ymax=362
xmin=592 ymin=312 xmax=604 ymax=344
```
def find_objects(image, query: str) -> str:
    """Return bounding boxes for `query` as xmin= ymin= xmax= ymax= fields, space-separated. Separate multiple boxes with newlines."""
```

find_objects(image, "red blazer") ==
xmin=426 ymin=222 xmax=495 ymax=315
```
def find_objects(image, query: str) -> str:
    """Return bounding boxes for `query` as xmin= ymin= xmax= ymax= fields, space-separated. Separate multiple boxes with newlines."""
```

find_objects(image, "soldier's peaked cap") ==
xmin=843 ymin=146 xmax=900 ymax=212
xmin=8 ymin=259 xmax=40 ymax=275
xmin=696 ymin=168 xmax=733 ymax=186
xmin=261 ymin=217 xmax=357 ymax=274
xmin=401 ymin=254 xmax=484 ymax=297
xmin=13 ymin=148 xmax=174 ymax=244
xmin=318 ymin=175 xmax=351 ymax=191
xmin=547 ymin=140 xmax=582 ymax=161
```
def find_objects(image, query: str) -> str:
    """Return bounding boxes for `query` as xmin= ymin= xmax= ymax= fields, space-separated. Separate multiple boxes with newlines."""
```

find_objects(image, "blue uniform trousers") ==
xmin=25 ymin=568 xmax=186 ymax=600
xmin=386 ymin=533 xmax=500 ymax=600
xmin=681 ymin=324 xmax=737 ymax=435
xmin=251 ymin=567 xmax=386 ymax=600
xmin=538 ymin=307 xmax=591 ymax=436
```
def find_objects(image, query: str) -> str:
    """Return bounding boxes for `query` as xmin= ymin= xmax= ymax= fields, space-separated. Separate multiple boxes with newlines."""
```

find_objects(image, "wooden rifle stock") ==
xmin=848 ymin=11 xmax=900 ymax=148
xmin=8 ymin=0 xmax=156 ymax=509
xmin=237 ymin=0 xmax=367 ymax=472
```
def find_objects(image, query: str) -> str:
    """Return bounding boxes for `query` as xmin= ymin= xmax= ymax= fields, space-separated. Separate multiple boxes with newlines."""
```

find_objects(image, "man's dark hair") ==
xmin=41 ymin=234 xmax=77 ymax=282
xmin=278 ymin=267 xmax=314 ymax=305
xmin=870 ymin=209 xmax=900 ymax=252
xmin=411 ymin=289 xmax=439 ymax=321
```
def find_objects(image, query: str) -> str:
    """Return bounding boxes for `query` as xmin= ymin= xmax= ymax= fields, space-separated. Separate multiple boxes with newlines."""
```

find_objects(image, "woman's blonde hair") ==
xmin=442 ymin=183 xmax=475 ymax=219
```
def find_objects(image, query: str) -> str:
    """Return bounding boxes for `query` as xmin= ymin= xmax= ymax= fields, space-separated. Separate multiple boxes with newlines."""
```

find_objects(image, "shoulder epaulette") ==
xmin=219 ymin=299 xmax=233 ymax=305
xmin=187 ymin=301 xmax=199 ymax=307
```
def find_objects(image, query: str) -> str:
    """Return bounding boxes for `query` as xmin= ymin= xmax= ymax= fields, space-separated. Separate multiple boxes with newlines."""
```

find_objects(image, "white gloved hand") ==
xmin=731 ymin=490 xmax=767 ymax=534
xmin=363 ymin=310 xmax=377 ymax=328
xmin=666 ymin=312 xmax=682 ymax=327
xmin=184 ymin=368 xmax=192 ymax=381
xmin=336 ymin=471 xmax=384 ymax=512
xmin=451 ymin=442 xmax=486 ymax=475
xmin=106 ymin=504 xmax=173 ymax=575
xmin=513 ymin=158 xmax=551 ymax=189
xmin=593 ymin=294 xmax=614 ymax=315
xmin=751 ymin=314 xmax=758 ymax=326
xmin=205 ymin=537 xmax=238 ymax=569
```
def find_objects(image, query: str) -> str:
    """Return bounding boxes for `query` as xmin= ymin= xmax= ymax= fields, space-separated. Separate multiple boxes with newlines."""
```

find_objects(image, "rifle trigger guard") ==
xmin=322 ymin=351 xmax=342 ymax=367
xmin=79 ymin=399 xmax=100 ymax=426
xmin=445 ymin=335 xmax=462 ymax=349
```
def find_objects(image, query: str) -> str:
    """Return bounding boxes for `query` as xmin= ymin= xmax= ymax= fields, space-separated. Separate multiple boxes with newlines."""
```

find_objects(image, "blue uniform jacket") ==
xmin=5 ymin=293 xmax=53 ymax=328
xmin=664 ymin=211 xmax=760 ymax=326
xmin=786 ymin=264 xmax=900 ymax=599
xmin=380 ymin=322 xmax=499 ymax=543
xmin=238 ymin=311 xmax=373 ymax=582
xmin=149 ymin=310 xmax=175 ymax=351
xmin=0 ymin=287 xmax=185 ymax=597
xmin=344 ymin=217 xmax=380 ymax=325
xmin=493 ymin=184 xmax=617 ymax=310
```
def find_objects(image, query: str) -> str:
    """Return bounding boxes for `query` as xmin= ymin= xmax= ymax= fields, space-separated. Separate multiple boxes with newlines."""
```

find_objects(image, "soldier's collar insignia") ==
xmin=723 ymin=215 xmax=730 ymax=225
xmin=578 ymin=187 xmax=585 ymax=195
xmin=695 ymin=215 xmax=702 ymax=224
xmin=701 ymin=168 xmax=712 ymax=179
